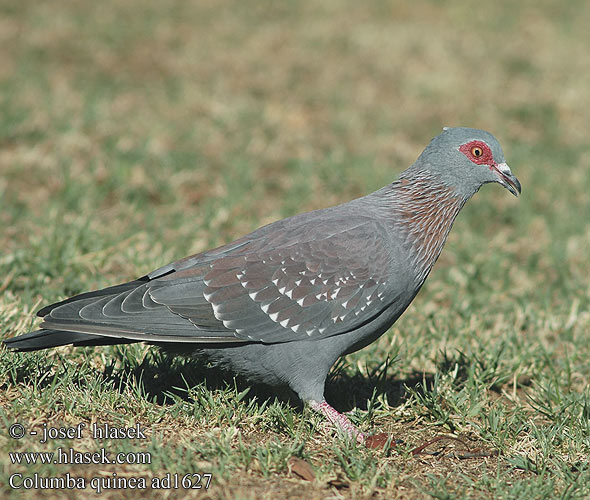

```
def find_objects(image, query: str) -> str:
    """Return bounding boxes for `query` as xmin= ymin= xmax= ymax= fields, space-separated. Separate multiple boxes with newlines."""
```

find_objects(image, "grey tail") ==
xmin=3 ymin=329 xmax=138 ymax=352
xmin=36 ymin=276 xmax=151 ymax=317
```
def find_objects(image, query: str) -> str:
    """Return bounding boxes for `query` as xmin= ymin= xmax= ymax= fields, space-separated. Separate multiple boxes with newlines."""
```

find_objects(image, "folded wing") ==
xmin=38 ymin=216 xmax=401 ymax=345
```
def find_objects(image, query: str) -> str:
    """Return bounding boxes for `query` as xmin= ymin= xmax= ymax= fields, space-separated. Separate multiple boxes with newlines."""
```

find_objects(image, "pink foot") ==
xmin=309 ymin=400 xmax=365 ymax=444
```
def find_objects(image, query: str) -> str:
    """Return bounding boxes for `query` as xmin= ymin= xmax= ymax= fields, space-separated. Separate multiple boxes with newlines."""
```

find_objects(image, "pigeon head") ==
xmin=407 ymin=127 xmax=521 ymax=199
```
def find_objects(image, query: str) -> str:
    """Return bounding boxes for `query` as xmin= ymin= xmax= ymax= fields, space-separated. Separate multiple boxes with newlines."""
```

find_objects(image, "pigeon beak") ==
xmin=492 ymin=162 xmax=521 ymax=197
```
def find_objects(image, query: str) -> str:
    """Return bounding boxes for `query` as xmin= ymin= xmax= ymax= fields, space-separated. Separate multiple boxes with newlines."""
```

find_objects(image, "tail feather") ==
xmin=36 ymin=276 xmax=151 ymax=317
xmin=3 ymin=329 xmax=138 ymax=352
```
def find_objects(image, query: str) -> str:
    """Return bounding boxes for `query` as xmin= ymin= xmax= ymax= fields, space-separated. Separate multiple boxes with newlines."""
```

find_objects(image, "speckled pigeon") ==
xmin=4 ymin=127 xmax=520 ymax=443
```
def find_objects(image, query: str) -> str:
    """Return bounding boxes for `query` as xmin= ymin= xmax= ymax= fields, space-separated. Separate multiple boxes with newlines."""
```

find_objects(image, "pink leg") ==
xmin=309 ymin=400 xmax=365 ymax=444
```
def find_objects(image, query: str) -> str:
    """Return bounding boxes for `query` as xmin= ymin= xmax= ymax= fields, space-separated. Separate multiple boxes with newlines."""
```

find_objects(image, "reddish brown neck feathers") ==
xmin=393 ymin=175 xmax=466 ymax=285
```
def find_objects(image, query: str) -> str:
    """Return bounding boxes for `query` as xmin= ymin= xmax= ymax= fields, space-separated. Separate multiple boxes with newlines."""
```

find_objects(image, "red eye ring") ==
xmin=459 ymin=140 xmax=493 ymax=165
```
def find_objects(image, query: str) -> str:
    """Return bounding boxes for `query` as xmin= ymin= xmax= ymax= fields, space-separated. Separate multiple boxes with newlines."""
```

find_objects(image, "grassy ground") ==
xmin=1 ymin=0 xmax=589 ymax=498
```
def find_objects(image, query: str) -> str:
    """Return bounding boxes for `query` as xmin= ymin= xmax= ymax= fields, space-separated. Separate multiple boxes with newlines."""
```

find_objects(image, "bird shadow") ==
xmin=103 ymin=347 xmax=301 ymax=408
xmin=4 ymin=343 xmax=442 ymax=419
xmin=99 ymin=347 xmax=437 ymax=416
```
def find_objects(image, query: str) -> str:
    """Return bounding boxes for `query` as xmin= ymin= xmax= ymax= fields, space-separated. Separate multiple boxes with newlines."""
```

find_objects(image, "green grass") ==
xmin=1 ymin=0 xmax=590 ymax=498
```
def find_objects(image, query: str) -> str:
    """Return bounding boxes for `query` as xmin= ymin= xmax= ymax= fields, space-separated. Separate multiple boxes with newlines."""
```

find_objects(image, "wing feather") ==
xmin=37 ymin=211 xmax=404 ymax=346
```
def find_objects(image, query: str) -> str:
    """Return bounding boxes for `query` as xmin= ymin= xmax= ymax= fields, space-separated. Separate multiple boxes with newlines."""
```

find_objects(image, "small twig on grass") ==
xmin=410 ymin=435 xmax=499 ymax=459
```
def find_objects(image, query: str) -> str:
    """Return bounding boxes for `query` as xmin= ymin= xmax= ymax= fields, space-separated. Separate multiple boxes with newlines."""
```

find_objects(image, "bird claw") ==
xmin=309 ymin=401 xmax=403 ymax=448
xmin=309 ymin=400 xmax=365 ymax=443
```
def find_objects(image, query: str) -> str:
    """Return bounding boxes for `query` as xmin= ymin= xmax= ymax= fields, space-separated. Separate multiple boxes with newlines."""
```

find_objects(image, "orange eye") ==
xmin=471 ymin=146 xmax=483 ymax=157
